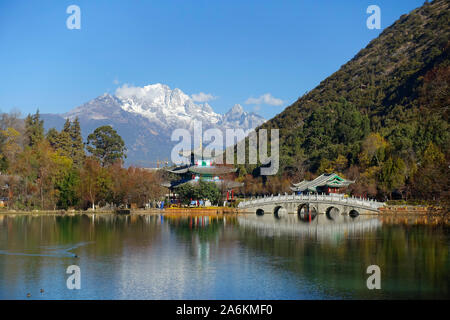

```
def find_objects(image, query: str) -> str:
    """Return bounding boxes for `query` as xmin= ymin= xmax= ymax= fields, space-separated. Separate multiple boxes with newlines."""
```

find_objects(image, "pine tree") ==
xmin=59 ymin=130 xmax=72 ymax=157
xmin=46 ymin=126 xmax=71 ymax=157
xmin=46 ymin=128 xmax=60 ymax=149
xmin=59 ymin=118 xmax=73 ymax=157
xmin=69 ymin=117 xmax=85 ymax=167
xmin=25 ymin=110 xmax=44 ymax=148
xmin=86 ymin=125 xmax=126 ymax=167
xmin=63 ymin=118 xmax=71 ymax=133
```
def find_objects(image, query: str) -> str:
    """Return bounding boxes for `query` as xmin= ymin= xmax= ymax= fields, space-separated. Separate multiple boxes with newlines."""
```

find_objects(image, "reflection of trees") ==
xmin=0 ymin=214 xmax=163 ymax=284
xmin=165 ymin=215 xmax=240 ymax=261
xmin=237 ymin=218 xmax=450 ymax=299
xmin=1 ymin=214 xmax=448 ymax=299
xmin=166 ymin=216 xmax=223 ymax=242
xmin=0 ymin=214 xmax=162 ymax=254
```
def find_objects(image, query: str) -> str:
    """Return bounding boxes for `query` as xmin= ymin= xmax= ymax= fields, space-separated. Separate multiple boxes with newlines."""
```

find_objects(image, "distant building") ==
xmin=290 ymin=173 xmax=354 ymax=195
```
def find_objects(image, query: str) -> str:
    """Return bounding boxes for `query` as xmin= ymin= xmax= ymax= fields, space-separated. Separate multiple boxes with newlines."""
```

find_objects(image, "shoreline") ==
xmin=0 ymin=205 xmax=447 ymax=216
xmin=0 ymin=207 xmax=239 ymax=216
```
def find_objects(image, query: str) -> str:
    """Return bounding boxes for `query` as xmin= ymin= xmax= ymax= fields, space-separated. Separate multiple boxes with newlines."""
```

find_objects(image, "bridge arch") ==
xmin=326 ymin=206 xmax=340 ymax=220
xmin=349 ymin=209 xmax=359 ymax=218
xmin=256 ymin=209 xmax=265 ymax=216
xmin=297 ymin=203 xmax=317 ymax=223
xmin=274 ymin=206 xmax=287 ymax=219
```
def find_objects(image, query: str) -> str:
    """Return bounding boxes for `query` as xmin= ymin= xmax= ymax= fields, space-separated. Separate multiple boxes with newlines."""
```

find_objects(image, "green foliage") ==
xmin=46 ymin=128 xmax=60 ymax=148
xmin=70 ymin=117 xmax=85 ymax=167
xmin=55 ymin=169 xmax=80 ymax=209
xmin=411 ymin=142 xmax=448 ymax=202
xmin=86 ymin=125 xmax=126 ymax=167
xmin=46 ymin=118 xmax=86 ymax=165
xmin=95 ymin=167 xmax=113 ymax=205
xmin=302 ymin=99 xmax=369 ymax=169
xmin=379 ymin=157 xmax=406 ymax=198
xmin=25 ymin=110 xmax=44 ymax=148
xmin=176 ymin=180 xmax=222 ymax=205
xmin=46 ymin=127 xmax=72 ymax=157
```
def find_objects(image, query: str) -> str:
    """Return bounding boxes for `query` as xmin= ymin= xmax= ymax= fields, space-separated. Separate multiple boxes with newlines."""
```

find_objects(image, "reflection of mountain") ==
xmin=236 ymin=215 xmax=450 ymax=299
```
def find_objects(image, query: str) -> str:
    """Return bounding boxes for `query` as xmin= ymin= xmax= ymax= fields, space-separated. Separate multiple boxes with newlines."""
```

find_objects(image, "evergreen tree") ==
xmin=62 ymin=118 xmax=71 ymax=133
xmin=86 ymin=125 xmax=126 ymax=167
xmin=46 ymin=128 xmax=60 ymax=149
xmin=46 ymin=126 xmax=71 ymax=157
xmin=58 ymin=130 xmax=72 ymax=157
xmin=59 ymin=119 xmax=73 ymax=158
xmin=56 ymin=168 xmax=80 ymax=209
xmin=411 ymin=143 xmax=447 ymax=201
xmin=69 ymin=117 xmax=85 ymax=167
xmin=25 ymin=110 xmax=44 ymax=148
xmin=379 ymin=157 xmax=406 ymax=199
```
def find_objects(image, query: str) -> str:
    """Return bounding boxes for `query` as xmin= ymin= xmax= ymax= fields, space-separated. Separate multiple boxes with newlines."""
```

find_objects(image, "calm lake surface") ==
xmin=0 ymin=213 xmax=448 ymax=300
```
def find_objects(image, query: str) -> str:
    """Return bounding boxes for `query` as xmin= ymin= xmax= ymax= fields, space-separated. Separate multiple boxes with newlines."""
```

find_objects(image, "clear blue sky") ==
xmin=0 ymin=0 xmax=425 ymax=119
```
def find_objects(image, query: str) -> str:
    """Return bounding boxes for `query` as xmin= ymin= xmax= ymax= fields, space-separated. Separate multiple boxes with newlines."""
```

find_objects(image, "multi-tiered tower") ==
xmin=162 ymin=147 xmax=243 ymax=205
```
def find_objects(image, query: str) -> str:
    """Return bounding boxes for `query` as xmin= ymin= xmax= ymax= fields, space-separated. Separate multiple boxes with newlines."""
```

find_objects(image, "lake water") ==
xmin=0 ymin=213 xmax=448 ymax=300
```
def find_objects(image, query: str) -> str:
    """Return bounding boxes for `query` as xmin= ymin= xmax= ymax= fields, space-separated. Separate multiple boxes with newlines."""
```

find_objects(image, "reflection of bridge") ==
xmin=238 ymin=215 xmax=382 ymax=240
xmin=238 ymin=193 xmax=385 ymax=217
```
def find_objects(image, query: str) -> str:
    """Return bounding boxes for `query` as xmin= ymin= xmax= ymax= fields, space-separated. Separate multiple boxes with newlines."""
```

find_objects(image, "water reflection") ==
xmin=236 ymin=213 xmax=449 ymax=299
xmin=238 ymin=213 xmax=381 ymax=241
xmin=0 ymin=242 xmax=92 ymax=258
xmin=0 ymin=213 xmax=448 ymax=299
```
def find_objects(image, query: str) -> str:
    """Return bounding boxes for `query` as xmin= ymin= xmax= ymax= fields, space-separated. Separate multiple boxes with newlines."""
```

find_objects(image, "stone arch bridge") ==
xmin=238 ymin=193 xmax=385 ymax=218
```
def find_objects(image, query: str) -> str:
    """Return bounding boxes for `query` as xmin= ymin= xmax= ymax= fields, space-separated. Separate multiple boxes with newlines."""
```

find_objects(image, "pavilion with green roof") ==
xmin=290 ymin=173 xmax=354 ymax=194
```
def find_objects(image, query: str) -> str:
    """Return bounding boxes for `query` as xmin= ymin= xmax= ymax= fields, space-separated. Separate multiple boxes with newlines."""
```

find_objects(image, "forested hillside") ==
xmin=240 ymin=0 xmax=449 ymax=202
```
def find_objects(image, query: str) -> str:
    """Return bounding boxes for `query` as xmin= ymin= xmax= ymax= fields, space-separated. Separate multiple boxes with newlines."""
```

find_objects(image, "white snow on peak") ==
xmin=65 ymin=83 xmax=265 ymax=133
xmin=229 ymin=104 xmax=244 ymax=115
xmin=115 ymin=83 xmax=221 ymax=128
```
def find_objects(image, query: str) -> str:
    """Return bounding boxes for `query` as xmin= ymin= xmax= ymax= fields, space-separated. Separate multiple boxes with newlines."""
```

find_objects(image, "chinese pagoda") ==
xmin=162 ymin=147 xmax=243 ymax=204
xmin=290 ymin=173 xmax=354 ymax=195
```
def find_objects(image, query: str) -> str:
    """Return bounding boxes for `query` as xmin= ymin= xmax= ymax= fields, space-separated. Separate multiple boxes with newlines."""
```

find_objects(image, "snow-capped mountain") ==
xmin=221 ymin=104 xmax=265 ymax=131
xmin=42 ymin=83 xmax=265 ymax=167
xmin=114 ymin=83 xmax=222 ymax=130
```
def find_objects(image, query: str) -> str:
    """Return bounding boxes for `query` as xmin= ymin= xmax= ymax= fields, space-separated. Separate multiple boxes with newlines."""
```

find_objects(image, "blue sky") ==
xmin=0 ymin=0 xmax=424 ymax=119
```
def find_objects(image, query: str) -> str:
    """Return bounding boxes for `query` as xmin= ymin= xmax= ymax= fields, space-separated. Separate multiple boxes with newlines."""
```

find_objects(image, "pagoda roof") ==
xmin=166 ymin=165 xmax=236 ymax=175
xmin=165 ymin=165 xmax=190 ymax=174
xmin=163 ymin=179 xmax=243 ymax=189
xmin=189 ymin=166 xmax=236 ymax=175
xmin=290 ymin=173 xmax=354 ymax=192
xmin=160 ymin=179 xmax=190 ymax=189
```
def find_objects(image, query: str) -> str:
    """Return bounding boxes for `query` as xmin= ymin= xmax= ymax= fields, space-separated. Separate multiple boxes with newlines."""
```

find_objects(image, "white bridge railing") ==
xmin=238 ymin=193 xmax=385 ymax=210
